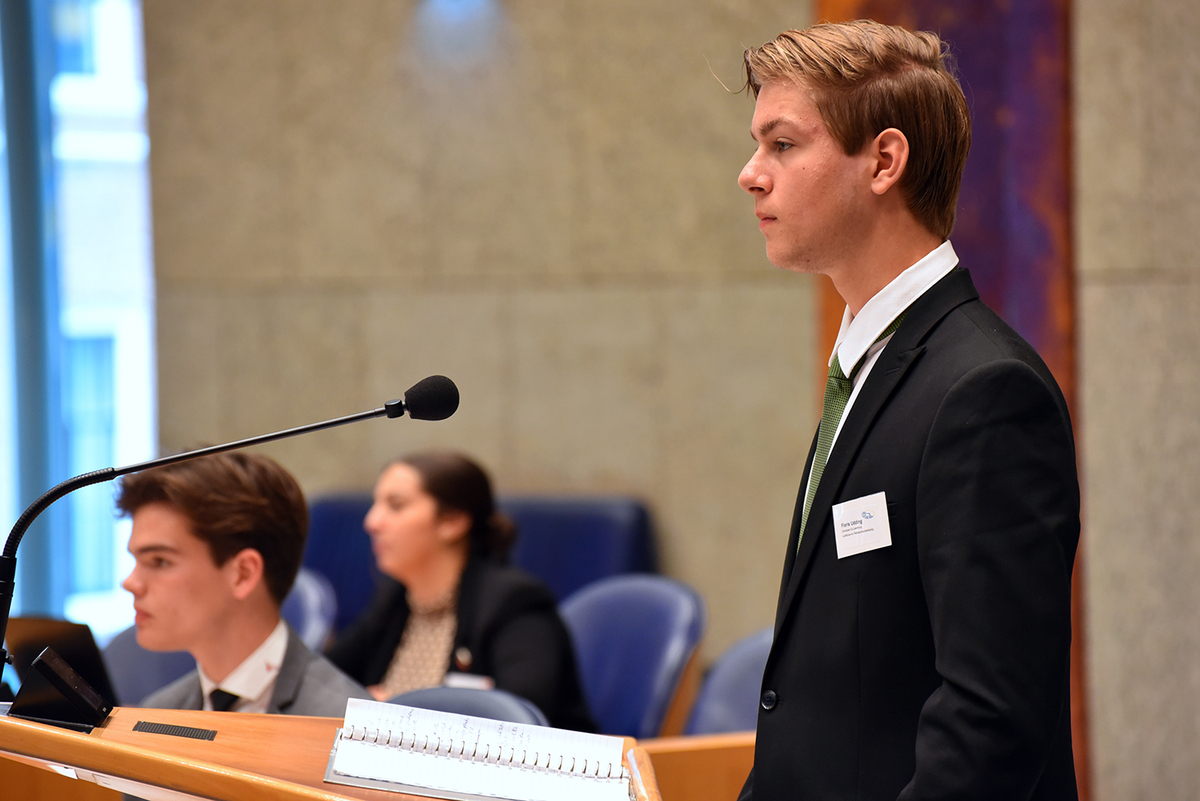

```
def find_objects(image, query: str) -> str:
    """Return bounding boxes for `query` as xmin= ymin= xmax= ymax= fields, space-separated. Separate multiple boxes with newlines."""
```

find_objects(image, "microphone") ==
xmin=0 ymin=375 xmax=459 ymax=687
xmin=400 ymin=374 xmax=460 ymax=421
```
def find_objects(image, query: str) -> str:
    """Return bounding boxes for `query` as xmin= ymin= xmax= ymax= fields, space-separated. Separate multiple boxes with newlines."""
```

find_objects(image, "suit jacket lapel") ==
xmin=268 ymin=625 xmax=307 ymax=714
xmin=775 ymin=431 xmax=817 ymax=630
xmin=775 ymin=268 xmax=981 ymax=629
xmin=181 ymin=675 xmax=204 ymax=710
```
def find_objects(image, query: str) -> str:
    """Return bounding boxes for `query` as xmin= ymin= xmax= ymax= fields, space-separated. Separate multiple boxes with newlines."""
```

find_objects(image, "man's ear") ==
xmin=870 ymin=128 xmax=909 ymax=196
xmin=227 ymin=547 xmax=265 ymax=601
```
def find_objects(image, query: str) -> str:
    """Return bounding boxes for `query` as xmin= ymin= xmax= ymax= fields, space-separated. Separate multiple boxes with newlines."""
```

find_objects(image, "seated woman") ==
xmin=326 ymin=451 xmax=596 ymax=731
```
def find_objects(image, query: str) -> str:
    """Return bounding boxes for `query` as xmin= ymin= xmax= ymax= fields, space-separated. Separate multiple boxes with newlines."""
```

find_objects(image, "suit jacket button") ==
xmin=760 ymin=690 xmax=778 ymax=711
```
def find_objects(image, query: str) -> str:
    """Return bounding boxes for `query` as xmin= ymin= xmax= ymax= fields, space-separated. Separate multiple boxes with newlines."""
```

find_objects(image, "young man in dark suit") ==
xmin=735 ymin=20 xmax=1079 ymax=800
xmin=117 ymin=451 xmax=369 ymax=716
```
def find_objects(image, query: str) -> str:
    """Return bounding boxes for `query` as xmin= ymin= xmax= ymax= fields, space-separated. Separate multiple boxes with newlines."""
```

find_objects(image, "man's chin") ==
xmin=774 ymin=255 xmax=823 ymax=275
xmin=134 ymin=625 xmax=181 ymax=653
xmin=765 ymin=247 xmax=820 ymax=275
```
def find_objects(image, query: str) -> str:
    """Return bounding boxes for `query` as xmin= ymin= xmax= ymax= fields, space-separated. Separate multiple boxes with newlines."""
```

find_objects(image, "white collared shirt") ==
xmin=805 ymin=241 xmax=960 ymax=493
xmin=198 ymin=618 xmax=288 ymax=713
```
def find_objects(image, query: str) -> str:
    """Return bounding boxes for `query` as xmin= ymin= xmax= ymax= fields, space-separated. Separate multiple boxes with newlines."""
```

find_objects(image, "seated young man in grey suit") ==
xmin=116 ymin=451 xmax=370 ymax=716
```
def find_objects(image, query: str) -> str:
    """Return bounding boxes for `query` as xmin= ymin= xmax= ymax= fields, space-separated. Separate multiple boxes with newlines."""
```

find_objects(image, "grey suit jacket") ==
xmin=141 ymin=624 xmax=370 ymax=718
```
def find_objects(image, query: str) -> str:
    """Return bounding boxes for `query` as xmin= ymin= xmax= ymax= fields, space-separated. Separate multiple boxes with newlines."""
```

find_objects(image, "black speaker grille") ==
xmin=133 ymin=720 xmax=217 ymax=741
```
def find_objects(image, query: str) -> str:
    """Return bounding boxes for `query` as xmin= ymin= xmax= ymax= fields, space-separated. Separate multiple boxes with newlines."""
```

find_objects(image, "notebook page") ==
xmin=332 ymin=698 xmax=629 ymax=801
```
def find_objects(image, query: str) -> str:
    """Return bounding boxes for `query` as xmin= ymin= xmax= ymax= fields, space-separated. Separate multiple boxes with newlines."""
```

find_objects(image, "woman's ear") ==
xmin=436 ymin=509 xmax=472 ymax=545
xmin=870 ymin=127 xmax=910 ymax=196
xmin=227 ymin=547 xmax=266 ymax=601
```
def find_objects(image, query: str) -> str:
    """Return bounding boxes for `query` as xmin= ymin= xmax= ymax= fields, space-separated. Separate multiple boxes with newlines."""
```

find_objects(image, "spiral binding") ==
xmin=340 ymin=725 xmax=628 ymax=780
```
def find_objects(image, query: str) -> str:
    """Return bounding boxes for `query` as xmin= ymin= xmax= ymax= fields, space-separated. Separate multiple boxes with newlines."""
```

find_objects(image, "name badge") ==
xmin=832 ymin=491 xmax=892 ymax=559
xmin=444 ymin=672 xmax=495 ymax=691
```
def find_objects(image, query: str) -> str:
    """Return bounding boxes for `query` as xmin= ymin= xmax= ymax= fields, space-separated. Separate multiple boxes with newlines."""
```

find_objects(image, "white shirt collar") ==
xmin=198 ymin=618 xmax=288 ymax=712
xmin=830 ymin=240 xmax=960 ymax=374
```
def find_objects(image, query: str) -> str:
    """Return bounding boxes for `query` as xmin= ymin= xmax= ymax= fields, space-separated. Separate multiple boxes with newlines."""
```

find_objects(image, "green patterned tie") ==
xmin=799 ymin=312 xmax=907 ymax=545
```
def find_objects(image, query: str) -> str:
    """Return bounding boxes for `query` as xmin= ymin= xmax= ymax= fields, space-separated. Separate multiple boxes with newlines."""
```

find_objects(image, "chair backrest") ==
xmin=500 ymin=495 xmax=657 ymax=601
xmin=303 ymin=493 xmax=381 ymax=633
xmin=684 ymin=626 xmax=772 ymax=735
xmin=559 ymin=574 xmax=705 ymax=739
xmin=100 ymin=625 xmax=194 ymax=707
xmin=388 ymin=686 xmax=549 ymax=727
xmin=281 ymin=566 xmax=338 ymax=651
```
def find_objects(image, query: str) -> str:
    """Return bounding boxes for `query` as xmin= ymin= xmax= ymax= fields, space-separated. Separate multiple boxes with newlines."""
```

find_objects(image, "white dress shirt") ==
xmin=197 ymin=618 xmax=288 ymax=713
xmin=804 ymin=241 xmax=960 ymax=501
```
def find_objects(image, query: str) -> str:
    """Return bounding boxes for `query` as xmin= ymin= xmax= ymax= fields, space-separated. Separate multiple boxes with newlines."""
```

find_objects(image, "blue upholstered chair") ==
xmin=100 ymin=625 xmax=194 ymax=707
xmin=305 ymin=493 xmax=658 ymax=632
xmin=684 ymin=626 xmax=772 ymax=735
xmin=389 ymin=686 xmax=550 ymax=726
xmin=559 ymin=574 xmax=705 ymax=739
xmin=500 ymin=495 xmax=657 ymax=601
xmin=303 ymin=493 xmax=381 ymax=633
xmin=281 ymin=566 xmax=338 ymax=651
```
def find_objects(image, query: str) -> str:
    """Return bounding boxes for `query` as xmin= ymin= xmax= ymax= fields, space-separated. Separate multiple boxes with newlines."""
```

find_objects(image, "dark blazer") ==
xmin=741 ymin=268 xmax=1080 ymax=800
xmin=140 ymin=624 xmax=371 ymax=718
xmin=326 ymin=557 xmax=597 ymax=732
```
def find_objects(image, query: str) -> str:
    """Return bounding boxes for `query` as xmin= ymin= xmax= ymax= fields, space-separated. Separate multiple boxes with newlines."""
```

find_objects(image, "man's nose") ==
xmin=121 ymin=569 xmax=140 ymax=595
xmin=738 ymin=155 xmax=769 ymax=194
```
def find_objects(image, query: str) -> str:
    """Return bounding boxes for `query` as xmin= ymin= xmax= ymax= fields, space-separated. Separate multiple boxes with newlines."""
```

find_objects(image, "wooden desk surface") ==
xmin=0 ymin=707 xmax=415 ymax=800
xmin=0 ymin=707 xmax=659 ymax=801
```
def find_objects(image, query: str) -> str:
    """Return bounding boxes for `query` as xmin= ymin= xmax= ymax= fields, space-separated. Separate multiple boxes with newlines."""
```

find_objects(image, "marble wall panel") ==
xmin=143 ymin=1 xmax=289 ymax=286
xmin=658 ymin=279 xmax=816 ymax=650
xmin=1079 ymin=279 xmax=1200 ymax=799
xmin=1076 ymin=0 xmax=1200 ymax=795
xmin=357 ymin=289 xmax=512 ymax=486
xmin=504 ymin=287 xmax=663 ymax=492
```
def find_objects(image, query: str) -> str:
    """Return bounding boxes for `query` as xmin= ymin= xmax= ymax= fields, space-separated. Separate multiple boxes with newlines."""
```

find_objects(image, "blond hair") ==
xmin=744 ymin=20 xmax=971 ymax=240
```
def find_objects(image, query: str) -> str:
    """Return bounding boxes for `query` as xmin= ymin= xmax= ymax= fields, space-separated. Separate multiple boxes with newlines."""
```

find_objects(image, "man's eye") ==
xmin=775 ymin=141 xmax=793 ymax=152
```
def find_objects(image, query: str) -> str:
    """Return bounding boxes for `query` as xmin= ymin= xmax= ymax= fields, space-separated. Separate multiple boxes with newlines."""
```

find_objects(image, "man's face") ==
xmin=122 ymin=502 xmax=238 ymax=654
xmin=737 ymin=81 xmax=876 ymax=274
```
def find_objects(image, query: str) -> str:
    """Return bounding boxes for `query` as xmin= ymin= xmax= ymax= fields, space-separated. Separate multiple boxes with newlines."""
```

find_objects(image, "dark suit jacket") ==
xmin=741 ymin=268 xmax=1080 ymax=800
xmin=326 ymin=557 xmax=597 ymax=732
xmin=140 ymin=624 xmax=370 ymax=718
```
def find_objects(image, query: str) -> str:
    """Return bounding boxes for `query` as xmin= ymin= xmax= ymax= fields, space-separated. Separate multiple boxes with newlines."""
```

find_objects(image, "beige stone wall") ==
xmin=143 ymin=0 xmax=815 ymax=660
xmin=1075 ymin=0 xmax=1200 ymax=796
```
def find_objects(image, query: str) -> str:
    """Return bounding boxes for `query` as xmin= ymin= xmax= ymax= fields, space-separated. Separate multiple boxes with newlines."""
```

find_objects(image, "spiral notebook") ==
xmin=324 ymin=698 xmax=632 ymax=801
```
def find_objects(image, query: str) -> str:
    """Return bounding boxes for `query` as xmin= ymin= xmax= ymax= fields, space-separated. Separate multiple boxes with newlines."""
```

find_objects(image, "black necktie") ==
xmin=209 ymin=688 xmax=241 ymax=712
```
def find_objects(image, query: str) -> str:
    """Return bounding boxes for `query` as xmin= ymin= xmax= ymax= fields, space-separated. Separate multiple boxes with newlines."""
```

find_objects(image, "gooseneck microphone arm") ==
xmin=0 ymin=374 xmax=459 ymax=686
xmin=2 ymin=401 xmax=406 ymax=560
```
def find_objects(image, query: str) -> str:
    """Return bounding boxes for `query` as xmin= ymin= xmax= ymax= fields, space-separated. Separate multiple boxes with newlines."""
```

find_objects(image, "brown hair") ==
xmin=744 ymin=19 xmax=971 ymax=240
xmin=394 ymin=451 xmax=516 ymax=562
xmin=115 ymin=451 xmax=309 ymax=605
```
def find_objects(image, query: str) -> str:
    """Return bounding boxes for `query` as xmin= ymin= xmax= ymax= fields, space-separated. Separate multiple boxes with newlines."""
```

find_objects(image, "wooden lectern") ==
xmin=0 ymin=707 xmax=664 ymax=801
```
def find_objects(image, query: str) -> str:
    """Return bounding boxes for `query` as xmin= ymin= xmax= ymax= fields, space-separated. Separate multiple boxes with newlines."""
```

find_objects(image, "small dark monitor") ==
xmin=4 ymin=616 xmax=118 ymax=707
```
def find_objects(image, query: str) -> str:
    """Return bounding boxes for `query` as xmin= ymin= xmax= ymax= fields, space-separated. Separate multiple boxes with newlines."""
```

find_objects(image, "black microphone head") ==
xmin=401 ymin=375 xmax=460 ymax=421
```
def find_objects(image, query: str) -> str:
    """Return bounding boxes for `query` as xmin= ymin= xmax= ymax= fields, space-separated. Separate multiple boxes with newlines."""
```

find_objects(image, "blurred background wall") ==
xmin=144 ymin=0 xmax=812 ymax=669
xmin=1075 ymin=0 xmax=1200 ymax=797
xmin=141 ymin=0 xmax=1200 ymax=797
